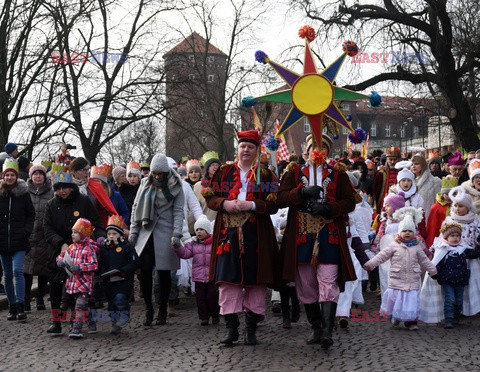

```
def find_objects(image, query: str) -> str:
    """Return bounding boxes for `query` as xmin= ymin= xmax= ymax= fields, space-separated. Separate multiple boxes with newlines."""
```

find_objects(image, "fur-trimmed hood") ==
xmin=0 ymin=178 xmax=29 ymax=197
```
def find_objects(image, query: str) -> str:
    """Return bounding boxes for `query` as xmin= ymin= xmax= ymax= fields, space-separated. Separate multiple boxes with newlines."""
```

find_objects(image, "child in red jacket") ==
xmin=173 ymin=215 xmax=219 ymax=326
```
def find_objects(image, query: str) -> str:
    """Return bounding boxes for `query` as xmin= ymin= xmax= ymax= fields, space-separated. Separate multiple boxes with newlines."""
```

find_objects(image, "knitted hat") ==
xmin=448 ymin=152 xmax=465 ymax=166
xmin=29 ymin=164 xmax=47 ymax=178
xmin=194 ymin=215 xmax=212 ymax=234
xmin=396 ymin=168 xmax=415 ymax=183
xmin=440 ymin=219 xmax=463 ymax=240
xmin=150 ymin=154 xmax=169 ymax=173
xmin=394 ymin=206 xmax=423 ymax=233
xmin=347 ymin=170 xmax=361 ymax=188
xmin=440 ymin=176 xmax=458 ymax=194
xmin=186 ymin=159 xmax=201 ymax=173
xmin=384 ymin=191 xmax=406 ymax=212
xmin=112 ymin=166 xmax=126 ymax=182
xmin=2 ymin=158 xmax=18 ymax=177
xmin=72 ymin=218 xmax=94 ymax=238
xmin=167 ymin=157 xmax=177 ymax=170
xmin=106 ymin=215 xmax=127 ymax=236
xmin=18 ymin=156 xmax=30 ymax=170
xmin=4 ymin=142 xmax=17 ymax=155
xmin=468 ymin=159 xmax=480 ymax=181
xmin=204 ymin=157 xmax=221 ymax=174
xmin=449 ymin=186 xmax=475 ymax=213
xmin=177 ymin=167 xmax=187 ymax=177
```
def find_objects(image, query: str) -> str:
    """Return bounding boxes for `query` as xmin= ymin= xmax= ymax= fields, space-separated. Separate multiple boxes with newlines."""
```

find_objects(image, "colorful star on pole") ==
xmin=254 ymin=26 xmax=367 ymax=146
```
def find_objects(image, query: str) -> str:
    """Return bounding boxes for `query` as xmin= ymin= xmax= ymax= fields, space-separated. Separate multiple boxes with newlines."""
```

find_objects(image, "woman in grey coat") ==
xmin=129 ymin=153 xmax=184 ymax=326
xmin=24 ymin=165 xmax=54 ymax=311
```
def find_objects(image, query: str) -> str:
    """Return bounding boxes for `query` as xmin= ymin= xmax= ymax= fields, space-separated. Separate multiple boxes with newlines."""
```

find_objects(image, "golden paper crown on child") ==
xmin=72 ymin=218 xmax=94 ymax=238
xmin=90 ymin=165 xmax=109 ymax=183
xmin=126 ymin=161 xmax=141 ymax=176
xmin=106 ymin=215 xmax=127 ymax=236
xmin=2 ymin=158 xmax=18 ymax=174
xmin=102 ymin=164 xmax=113 ymax=177
xmin=50 ymin=163 xmax=66 ymax=174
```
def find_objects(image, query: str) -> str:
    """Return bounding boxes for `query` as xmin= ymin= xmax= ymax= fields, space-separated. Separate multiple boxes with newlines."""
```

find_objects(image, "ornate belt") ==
xmin=298 ymin=212 xmax=333 ymax=233
xmin=222 ymin=212 xmax=254 ymax=228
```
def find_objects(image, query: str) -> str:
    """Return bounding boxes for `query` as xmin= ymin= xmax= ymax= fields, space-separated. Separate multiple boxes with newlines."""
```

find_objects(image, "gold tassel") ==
xmin=310 ymin=238 xmax=319 ymax=265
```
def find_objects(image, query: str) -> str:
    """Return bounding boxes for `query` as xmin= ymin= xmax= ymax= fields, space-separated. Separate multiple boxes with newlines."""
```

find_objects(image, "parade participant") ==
xmin=194 ymin=152 xmax=221 ymax=222
xmin=56 ymin=218 xmax=98 ymax=339
xmin=426 ymin=177 xmax=458 ymax=248
xmin=44 ymin=170 xmax=105 ymax=335
xmin=99 ymin=215 xmax=139 ymax=334
xmin=447 ymin=152 xmax=468 ymax=184
xmin=372 ymin=147 xmax=400 ymax=214
xmin=120 ymin=161 xmax=142 ymax=214
xmin=364 ymin=207 xmax=437 ymax=331
xmin=410 ymin=154 xmax=441 ymax=223
xmin=0 ymin=159 xmax=35 ymax=321
xmin=203 ymin=130 xmax=278 ymax=346
xmin=277 ymin=133 xmax=356 ymax=349
xmin=461 ymin=159 xmax=480 ymax=214
xmin=112 ymin=166 xmax=127 ymax=192
xmin=173 ymin=215 xmax=219 ymax=326
xmin=140 ymin=161 xmax=150 ymax=178
xmin=24 ymin=164 xmax=54 ymax=311
xmin=129 ymin=153 xmax=184 ymax=327
xmin=430 ymin=220 xmax=480 ymax=328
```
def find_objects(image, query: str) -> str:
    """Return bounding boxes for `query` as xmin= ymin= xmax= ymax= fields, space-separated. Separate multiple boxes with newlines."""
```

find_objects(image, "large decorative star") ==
xmin=255 ymin=39 xmax=367 ymax=145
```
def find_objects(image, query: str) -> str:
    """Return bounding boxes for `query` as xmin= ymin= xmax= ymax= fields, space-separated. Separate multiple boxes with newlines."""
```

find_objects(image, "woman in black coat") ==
xmin=43 ymin=173 xmax=105 ymax=334
xmin=0 ymin=160 xmax=35 ymax=321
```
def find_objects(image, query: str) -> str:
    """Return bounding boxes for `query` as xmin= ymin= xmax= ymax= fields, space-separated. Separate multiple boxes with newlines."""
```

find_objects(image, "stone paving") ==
xmin=1 ymin=290 xmax=480 ymax=371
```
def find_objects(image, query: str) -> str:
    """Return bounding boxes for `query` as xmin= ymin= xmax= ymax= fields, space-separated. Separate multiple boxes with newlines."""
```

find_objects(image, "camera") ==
xmin=66 ymin=144 xmax=77 ymax=150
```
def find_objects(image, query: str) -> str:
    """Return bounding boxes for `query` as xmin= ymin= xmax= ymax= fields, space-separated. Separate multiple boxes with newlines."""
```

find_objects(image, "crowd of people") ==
xmin=1 ymin=134 xmax=480 ymax=347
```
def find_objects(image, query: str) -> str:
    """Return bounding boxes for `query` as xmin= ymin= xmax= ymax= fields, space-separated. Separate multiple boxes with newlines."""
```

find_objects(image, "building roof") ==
xmin=164 ymin=32 xmax=227 ymax=57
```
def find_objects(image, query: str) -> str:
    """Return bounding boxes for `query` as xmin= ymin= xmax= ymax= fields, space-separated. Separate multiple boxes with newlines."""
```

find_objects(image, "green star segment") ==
xmin=255 ymin=41 xmax=367 ymax=144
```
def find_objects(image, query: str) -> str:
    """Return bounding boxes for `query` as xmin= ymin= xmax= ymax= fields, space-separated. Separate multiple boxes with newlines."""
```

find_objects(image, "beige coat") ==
xmin=364 ymin=240 xmax=437 ymax=291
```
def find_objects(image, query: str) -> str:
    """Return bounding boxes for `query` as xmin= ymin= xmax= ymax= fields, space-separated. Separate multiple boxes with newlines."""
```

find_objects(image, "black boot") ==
xmin=155 ymin=306 xmax=167 ymax=325
xmin=143 ymin=304 xmax=154 ymax=326
xmin=7 ymin=304 xmax=17 ymax=321
xmin=47 ymin=321 xmax=62 ymax=334
xmin=17 ymin=303 xmax=27 ymax=320
xmin=244 ymin=312 xmax=261 ymax=345
xmin=290 ymin=289 xmax=300 ymax=323
xmin=220 ymin=313 xmax=239 ymax=346
xmin=304 ymin=302 xmax=322 ymax=344
xmin=37 ymin=296 xmax=46 ymax=311
xmin=320 ymin=301 xmax=337 ymax=349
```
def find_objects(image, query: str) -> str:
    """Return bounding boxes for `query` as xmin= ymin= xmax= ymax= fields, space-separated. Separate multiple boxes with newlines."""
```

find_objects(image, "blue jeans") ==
xmin=443 ymin=284 xmax=464 ymax=320
xmin=0 ymin=251 xmax=26 ymax=305
xmin=108 ymin=293 xmax=130 ymax=324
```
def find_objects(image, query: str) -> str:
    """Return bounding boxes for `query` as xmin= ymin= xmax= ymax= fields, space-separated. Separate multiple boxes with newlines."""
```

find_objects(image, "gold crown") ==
xmin=2 ymin=158 xmax=18 ymax=173
xmin=102 ymin=164 xmax=113 ymax=176
xmin=107 ymin=215 xmax=127 ymax=230
xmin=441 ymin=176 xmax=458 ymax=189
xmin=386 ymin=147 xmax=401 ymax=157
xmin=72 ymin=218 xmax=94 ymax=237
xmin=51 ymin=163 xmax=66 ymax=174
xmin=200 ymin=151 xmax=219 ymax=165
xmin=90 ymin=165 xmax=109 ymax=181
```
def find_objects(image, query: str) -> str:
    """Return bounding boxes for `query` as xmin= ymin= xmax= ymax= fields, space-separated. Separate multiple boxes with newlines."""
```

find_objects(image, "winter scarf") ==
xmin=431 ymin=242 xmax=469 ymax=266
xmin=450 ymin=210 xmax=476 ymax=224
xmin=133 ymin=170 xmax=182 ymax=226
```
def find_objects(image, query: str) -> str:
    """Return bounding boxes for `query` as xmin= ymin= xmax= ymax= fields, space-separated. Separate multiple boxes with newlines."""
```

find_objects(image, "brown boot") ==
xmin=167 ymin=300 xmax=175 ymax=317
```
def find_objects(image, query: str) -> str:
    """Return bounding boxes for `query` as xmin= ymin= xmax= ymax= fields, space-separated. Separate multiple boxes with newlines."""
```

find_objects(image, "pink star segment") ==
xmin=255 ymin=40 xmax=367 ymax=144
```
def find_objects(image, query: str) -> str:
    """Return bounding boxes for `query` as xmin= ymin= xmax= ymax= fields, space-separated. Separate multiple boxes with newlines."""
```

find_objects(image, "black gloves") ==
xmin=306 ymin=201 xmax=332 ymax=218
xmin=300 ymin=185 xmax=322 ymax=200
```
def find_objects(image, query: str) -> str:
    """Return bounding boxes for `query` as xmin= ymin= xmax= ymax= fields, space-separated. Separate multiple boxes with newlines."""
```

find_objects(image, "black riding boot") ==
xmin=304 ymin=302 xmax=322 ymax=344
xmin=244 ymin=312 xmax=261 ymax=345
xmin=220 ymin=313 xmax=239 ymax=346
xmin=143 ymin=304 xmax=154 ymax=326
xmin=7 ymin=304 xmax=17 ymax=321
xmin=320 ymin=301 xmax=337 ymax=349
xmin=17 ymin=302 xmax=27 ymax=320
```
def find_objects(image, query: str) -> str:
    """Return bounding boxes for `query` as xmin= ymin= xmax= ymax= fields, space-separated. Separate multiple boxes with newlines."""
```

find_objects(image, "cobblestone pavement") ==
xmin=1 ymin=290 xmax=480 ymax=371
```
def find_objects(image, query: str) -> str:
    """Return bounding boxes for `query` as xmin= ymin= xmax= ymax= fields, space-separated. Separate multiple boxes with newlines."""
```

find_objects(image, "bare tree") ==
xmin=290 ymin=0 xmax=480 ymax=150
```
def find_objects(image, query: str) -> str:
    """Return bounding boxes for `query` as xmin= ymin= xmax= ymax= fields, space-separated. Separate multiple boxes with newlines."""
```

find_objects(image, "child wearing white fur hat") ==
xmin=173 ymin=215 xmax=219 ymax=325
xmin=363 ymin=206 xmax=437 ymax=330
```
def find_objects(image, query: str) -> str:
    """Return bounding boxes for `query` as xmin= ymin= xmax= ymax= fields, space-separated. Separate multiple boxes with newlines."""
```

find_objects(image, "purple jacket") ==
xmin=174 ymin=236 xmax=213 ymax=283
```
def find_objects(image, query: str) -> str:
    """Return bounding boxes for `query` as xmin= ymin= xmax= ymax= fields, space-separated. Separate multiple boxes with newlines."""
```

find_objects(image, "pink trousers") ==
xmin=295 ymin=264 xmax=339 ymax=304
xmin=218 ymin=283 xmax=266 ymax=315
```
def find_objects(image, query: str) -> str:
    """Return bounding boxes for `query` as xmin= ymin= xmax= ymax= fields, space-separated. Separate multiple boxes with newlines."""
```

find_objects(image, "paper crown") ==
xmin=186 ymin=159 xmax=201 ymax=171
xmin=428 ymin=151 xmax=440 ymax=160
xmin=106 ymin=215 xmax=127 ymax=235
xmin=72 ymin=218 xmax=94 ymax=238
xmin=90 ymin=165 xmax=109 ymax=183
xmin=126 ymin=161 xmax=141 ymax=176
xmin=2 ymin=158 xmax=18 ymax=174
xmin=41 ymin=160 xmax=53 ymax=169
xmin=468 ymin=159 xmax=480 ymax=180
xmin=102 ymin=164 xmax=113 ymax=176
xmin=53 ymin=171 xmax=72 ymax=185
xmin=140 ymin=161 xmax=150 ymax=169
xmin=441 ymin=176 xmax=458 ymax=192
xmin=386 ymin=147 xmax=401 ymax=157
xmin=51 ymin=163 xmax=66 ymax=174
xmin=200 ymin=151 xmax=219 ymax=166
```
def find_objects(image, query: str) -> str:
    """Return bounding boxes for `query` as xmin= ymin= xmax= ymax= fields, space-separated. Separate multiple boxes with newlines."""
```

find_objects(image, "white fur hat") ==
xmin=194 ymin=215 xmax=212 ymax=235
xmin=393 ymin=206 xmax=423 ymax=233
xmin=395 ymin=160 xmax=412 ymax=171
xmin=449 ymin=186 xmax=475 ymax=213
xmin=396 ymin=168 xmax=415 ymax=183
